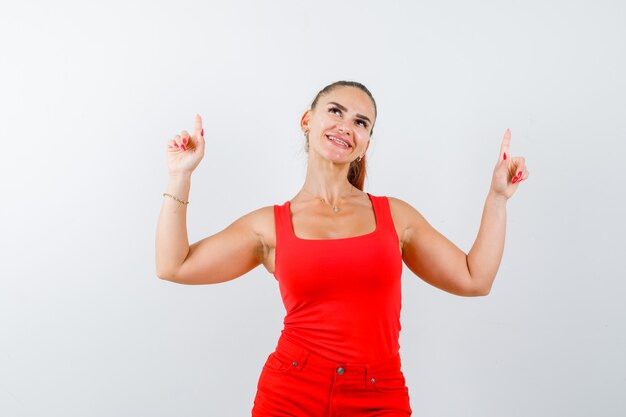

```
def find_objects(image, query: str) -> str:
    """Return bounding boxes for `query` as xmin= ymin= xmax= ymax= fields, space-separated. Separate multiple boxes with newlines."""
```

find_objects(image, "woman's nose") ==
xmin=337 ymin=123 xmax=351 ymax=135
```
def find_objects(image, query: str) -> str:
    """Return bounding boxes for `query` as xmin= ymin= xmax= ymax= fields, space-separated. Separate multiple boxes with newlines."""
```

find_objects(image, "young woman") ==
xmin=155 ymin=81 xmax=529 ymax=416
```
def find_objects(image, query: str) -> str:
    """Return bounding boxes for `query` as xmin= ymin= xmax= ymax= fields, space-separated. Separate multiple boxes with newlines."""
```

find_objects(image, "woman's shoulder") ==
xmin=238 ymin=205 xmax=276 ymax=226
xmin=380 ymin=195 xmax=427 ymax=227
xmin=238 ymin=195 xmax=292 ymax=218
xmin=228 ymin=205 xmax=277 ymax=246
xmin=369 ymin=194 xmax=414 ymax=212
xmin=385 ymin=195 xmax=411 ymax=208
xmin=372 ymin=196 xmax=430 ymax=247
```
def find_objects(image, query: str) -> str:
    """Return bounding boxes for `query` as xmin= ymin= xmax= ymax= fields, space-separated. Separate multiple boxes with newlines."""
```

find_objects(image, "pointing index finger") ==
xmin=499 ymin=128 xmax=511 ymax=162
xmin=194 ymin=114 xmax=203 ymax=137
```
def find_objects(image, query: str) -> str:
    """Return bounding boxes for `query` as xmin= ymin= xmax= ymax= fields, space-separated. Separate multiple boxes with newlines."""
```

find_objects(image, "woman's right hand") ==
xmin=166 ymin=114 xmax=206 ymax=176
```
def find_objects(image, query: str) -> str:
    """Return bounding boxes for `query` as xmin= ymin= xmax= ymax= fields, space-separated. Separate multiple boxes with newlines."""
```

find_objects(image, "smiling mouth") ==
xmin=326 ymin=135 xmax=351 ymax=148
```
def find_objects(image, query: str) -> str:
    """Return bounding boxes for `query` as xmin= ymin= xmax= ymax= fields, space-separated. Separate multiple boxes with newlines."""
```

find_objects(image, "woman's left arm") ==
xmin=393 ymin=129 xmax=529 ymax=296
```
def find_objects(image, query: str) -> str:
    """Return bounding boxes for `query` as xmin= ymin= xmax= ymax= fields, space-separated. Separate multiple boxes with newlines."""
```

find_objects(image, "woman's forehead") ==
xmin=320 ymin=87 xmax=376 ymax=119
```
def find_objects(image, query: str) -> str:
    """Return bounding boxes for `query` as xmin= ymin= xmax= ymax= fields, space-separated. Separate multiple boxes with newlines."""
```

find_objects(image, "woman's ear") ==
xmin=300 ymin=109 xmax=311 ymax=133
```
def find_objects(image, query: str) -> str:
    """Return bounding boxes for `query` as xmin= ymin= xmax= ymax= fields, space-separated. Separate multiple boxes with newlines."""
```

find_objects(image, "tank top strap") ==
xmin=273 ymin=201 xmax=293 ymax=246
xmin=367 ymin=193 xmax=399 ymax=242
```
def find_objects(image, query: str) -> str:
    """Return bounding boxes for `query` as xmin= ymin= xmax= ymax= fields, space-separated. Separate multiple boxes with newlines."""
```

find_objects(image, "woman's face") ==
xmin=302 ymin=86 xmax=376 ymax=165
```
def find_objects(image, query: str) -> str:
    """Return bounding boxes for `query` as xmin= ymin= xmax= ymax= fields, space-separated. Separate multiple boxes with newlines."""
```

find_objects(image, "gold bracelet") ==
xmin=163 ymin=193 xmax=189 ymax=206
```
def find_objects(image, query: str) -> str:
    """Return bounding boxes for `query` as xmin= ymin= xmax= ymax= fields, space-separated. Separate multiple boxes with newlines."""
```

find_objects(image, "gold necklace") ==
xmin=321 ymin=198 xmax=342 ymax=213
xmin=306 ymin=185 xmax=354 ymax=213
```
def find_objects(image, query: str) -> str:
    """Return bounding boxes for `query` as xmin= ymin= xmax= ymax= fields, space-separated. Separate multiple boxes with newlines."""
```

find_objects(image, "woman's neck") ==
xmin=300 ymin=157 xmax=354 ymax=206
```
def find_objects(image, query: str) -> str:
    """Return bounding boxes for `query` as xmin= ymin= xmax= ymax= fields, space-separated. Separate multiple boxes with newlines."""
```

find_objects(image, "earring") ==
xmin=356 ymin=155 xmax=363 ymax=162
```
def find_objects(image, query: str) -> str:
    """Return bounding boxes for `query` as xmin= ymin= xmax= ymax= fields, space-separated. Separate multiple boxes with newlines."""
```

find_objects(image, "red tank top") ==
xmin=273 ymin=193 xmax=403 ymax=363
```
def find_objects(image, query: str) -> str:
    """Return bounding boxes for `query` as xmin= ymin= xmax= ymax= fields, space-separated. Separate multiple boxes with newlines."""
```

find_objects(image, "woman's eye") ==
xmin=356 ymin=120 xmax=367 ymax=128
xmin=329 ymin=107 xmax=342 ymax=116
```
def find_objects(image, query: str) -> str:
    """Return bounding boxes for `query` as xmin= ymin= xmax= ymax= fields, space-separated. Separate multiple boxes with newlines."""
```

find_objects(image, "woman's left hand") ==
xmin=490 ymin=128 xmax=529 ymax=200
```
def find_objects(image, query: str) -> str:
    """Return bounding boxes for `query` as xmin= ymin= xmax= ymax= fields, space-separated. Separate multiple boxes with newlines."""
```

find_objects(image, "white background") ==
xmin=1 ymin=0 xmax=625 ymax=416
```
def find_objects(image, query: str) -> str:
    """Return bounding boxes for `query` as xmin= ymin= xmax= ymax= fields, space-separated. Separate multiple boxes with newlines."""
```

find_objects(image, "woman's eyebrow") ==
xmin=327 ymin=101 xmax=372 ymax=124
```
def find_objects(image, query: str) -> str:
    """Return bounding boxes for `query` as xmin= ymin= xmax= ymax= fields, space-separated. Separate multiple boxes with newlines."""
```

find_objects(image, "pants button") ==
xmin=370 ymin=378 xmax=376 ymax=383
xmin=336 ymin=367 xmax=345 ymax=375
xmin=292 ymin=361 xmax=298 ymax=367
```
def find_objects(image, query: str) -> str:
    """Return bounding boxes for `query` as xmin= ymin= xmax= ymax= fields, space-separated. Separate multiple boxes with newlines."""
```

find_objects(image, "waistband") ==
xmin=275 ymin=335 xmax=402 ymax=375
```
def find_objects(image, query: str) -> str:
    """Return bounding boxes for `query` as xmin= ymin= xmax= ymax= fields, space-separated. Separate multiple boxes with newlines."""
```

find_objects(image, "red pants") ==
xmin=251 ymin=336 xmax=412 ymax=416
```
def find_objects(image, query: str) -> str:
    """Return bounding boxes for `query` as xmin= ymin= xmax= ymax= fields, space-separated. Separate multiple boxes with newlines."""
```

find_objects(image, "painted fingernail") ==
xmin=512 ymin=177 xmax=519 ymax=184
xmin=201 ymin=129 xmax=204 ymax=137
xmin=181 ymin=144 xmax=186 ymax=151
xmin=174 ymin=143 xmax=180 ymax=148
xmin=503 ymin=152 xmax=507 ymax=160
xmin=516 ymin=171 xmax=522 ymax=179
xmin=182 ymin=137 xmax=188 ymax=145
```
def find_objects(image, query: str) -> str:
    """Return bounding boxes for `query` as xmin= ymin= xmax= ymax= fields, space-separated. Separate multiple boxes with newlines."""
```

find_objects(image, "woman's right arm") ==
xmin=155 ymin=172 xmax=193 ymax=280
xmin=155 ymin=115 xmax=270 ymax=285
